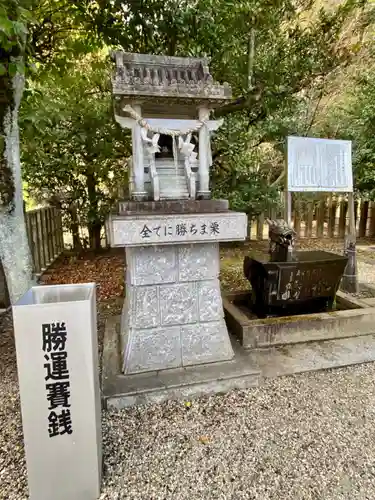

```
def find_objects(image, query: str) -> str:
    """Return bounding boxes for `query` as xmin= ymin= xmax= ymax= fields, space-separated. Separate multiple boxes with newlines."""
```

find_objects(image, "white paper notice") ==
xmin=287 ymin=136 xmax=353 ymax=192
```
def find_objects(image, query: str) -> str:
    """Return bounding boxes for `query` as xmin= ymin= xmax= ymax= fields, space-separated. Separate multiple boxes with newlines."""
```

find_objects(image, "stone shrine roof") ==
xmin=111 ymin=52 xmax=232 ymax=108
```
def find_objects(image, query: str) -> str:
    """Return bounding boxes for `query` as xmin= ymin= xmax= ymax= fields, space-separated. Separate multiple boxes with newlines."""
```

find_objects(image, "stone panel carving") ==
xmin=181 ymin=321 xmax=234 ymax=366
xmin=123 ymin=326 xmax=182 ymax=373
xmin=127 ymin=246 xmax=177 ymax=285
xmin=160 ymin=283 xmax=198 ymax=325
xmin=198 ymin=280 xmax=223 ymax=322
xmin=130 ymin=286 xmax=159 ymax=329
xmin=178 ymin=243 xmax=219 ymax=281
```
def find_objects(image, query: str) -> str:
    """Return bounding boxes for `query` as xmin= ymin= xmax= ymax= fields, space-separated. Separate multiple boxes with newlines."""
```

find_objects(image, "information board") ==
xmin=287 ymin=136 xmax=353 ymax=192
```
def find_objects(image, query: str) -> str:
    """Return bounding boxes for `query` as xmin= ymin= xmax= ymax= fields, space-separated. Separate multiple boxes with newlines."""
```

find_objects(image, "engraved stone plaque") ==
xmin=108 ymin=211 xmax=247 ymax=247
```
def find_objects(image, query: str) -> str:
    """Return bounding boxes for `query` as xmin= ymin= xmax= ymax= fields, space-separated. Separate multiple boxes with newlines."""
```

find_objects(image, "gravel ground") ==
xmin=357 ymin=261 xmax=375 ymax=287
xmin=3 ymin=340 xmax=375 ymax=500
xmin=99 ymin=366 xmax=375 ymax=500
xmin=2 ymin=244 xmax=375 ymax=500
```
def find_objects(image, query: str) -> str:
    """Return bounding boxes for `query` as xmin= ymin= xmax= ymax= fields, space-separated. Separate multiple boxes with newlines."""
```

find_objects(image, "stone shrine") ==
xmin=107 ymin=52 xmax=247 ymax=374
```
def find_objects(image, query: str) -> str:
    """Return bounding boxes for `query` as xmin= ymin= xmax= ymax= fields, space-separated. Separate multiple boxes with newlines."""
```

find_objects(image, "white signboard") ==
xmin=12 ymin=283 xmax=102 ymax=500
xmin=287 ymin=136 xmax=353 ymax=192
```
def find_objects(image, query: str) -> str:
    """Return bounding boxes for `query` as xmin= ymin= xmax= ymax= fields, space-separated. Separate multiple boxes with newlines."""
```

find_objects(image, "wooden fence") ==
xmin=25 ymin=206 xmax=65 ymax=276
xmin=0 ymin=206 xmax=65 ymax=309
xmin=249 ymin=196 xmax=375 ymax=241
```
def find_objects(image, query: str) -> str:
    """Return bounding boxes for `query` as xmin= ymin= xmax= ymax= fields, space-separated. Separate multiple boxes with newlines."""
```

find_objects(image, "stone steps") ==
xmin=158 ymin=172 xmax=190 ymax=199
xmin=158 ymin=175 xmax=187 ymax=185
xmin=156 ymin=166 xmax=185 ymax=173
xmin=160 ymin=193 xmax=190 ymax=200
xmin=155 ymin=160 xmax=185 ymax=173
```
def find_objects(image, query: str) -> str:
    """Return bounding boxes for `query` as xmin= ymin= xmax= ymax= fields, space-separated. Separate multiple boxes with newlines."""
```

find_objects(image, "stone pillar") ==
xmin=131 ymin=104 xmax=147 ymax=200
xmin=197 ymin=107 xmax=210 ymax=199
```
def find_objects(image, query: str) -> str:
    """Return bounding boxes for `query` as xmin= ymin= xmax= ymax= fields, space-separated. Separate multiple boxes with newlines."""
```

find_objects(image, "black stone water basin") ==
xmin=243 ymin=250 xmax=348 ymax=318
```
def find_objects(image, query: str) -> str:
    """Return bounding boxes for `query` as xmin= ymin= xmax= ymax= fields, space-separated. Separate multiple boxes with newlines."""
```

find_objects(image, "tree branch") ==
xmin=304 ymin=86 xmax=325 ymax=136
xmin=247 ymin=27 xmax=255 ymax=91
xmin=215 ymin=52 xmax=352 ymax=120
xmin=270 ymin=170 xmax=285 ymax=187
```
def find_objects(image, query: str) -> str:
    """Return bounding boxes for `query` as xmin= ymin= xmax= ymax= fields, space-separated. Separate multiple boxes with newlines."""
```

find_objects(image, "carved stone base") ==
xmin=120 ymin=242 xmax=234 ymax=374
xmin=197 ymin=191 xmax=211 ymax=200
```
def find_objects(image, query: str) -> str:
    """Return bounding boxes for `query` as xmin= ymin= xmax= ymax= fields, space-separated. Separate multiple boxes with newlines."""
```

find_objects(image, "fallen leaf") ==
xmin=198 ymin=436 xmax=210 ymax=445
xmin=41 ymin=249 xmax=125 ymax=302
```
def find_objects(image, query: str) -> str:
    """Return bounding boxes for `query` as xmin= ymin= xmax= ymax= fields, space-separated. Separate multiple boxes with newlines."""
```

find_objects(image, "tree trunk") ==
xmin=67 ymin=205 xmax=82 ymax=251
xmin=86 ymin=171 xmax=102 ymax=250
xmin=72 ymin=223 xmax=82 ymax=250
xmin=88 ymin=222 xmax=102 ymax=251
xmin=0 ymin=58 xmax=34 ymax=304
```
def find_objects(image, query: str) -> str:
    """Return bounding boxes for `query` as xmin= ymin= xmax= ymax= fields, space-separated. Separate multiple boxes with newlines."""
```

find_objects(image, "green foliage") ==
xmin=0 ymin=0 xmax=32 ymax=214
xmin=0 ymin=0 xmax=30 ymax=55
xmin=4 ymin=0 xmax=374 ymax=244
xmin=333 ymin=68 xmax=375 ymax=200
xmin=163 ymin=0 xmax=370 ymax=213
xmin=0 ymin=0 xmax=113 ymax=246
xmin=91 ymin=0 xmax=368 ymax=109
xmin=0 ymin=0 xmax=97 ymax=70
xmin=20 ymin=52 xmax=131 ymax=248
xmin=211 ymin=114 xmax=280 ymax=216
xmin=214 ymin=173 xmax=281 ymax=217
